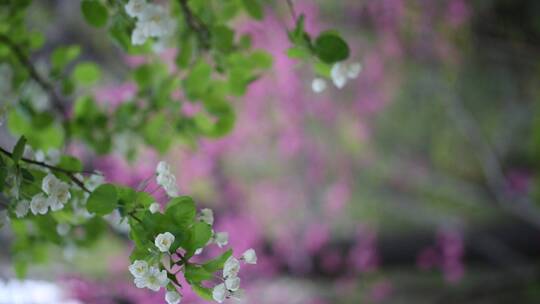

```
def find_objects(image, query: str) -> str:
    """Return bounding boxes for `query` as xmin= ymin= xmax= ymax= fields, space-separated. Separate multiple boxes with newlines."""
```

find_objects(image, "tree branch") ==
xmin=0 ymin=34 xmax=68 ymax=117
xmin=178 ymin=0 xmax=211 ymax=49
xmin=0 ymin=146 xmax=92 ymax=193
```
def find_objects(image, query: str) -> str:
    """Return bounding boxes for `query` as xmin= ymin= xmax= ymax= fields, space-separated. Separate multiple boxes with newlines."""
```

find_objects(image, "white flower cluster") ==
xmin=212 ymin=249 xmax=257 ymax=303
xmin=312 ymin=61 xmax=362 ymax=93
xmin=125 ymin=0 xmax=175 ymax=46
xmin=129 ymin=232 xmax=183 ymax=303
xmin=27 ymin=173 xmax=71 ymax=215
xmin=129 ymin=260 xmax=169 ymax=292
xmin=156 ymin=161 xmax=179 ymax=197
xmin=24 ymin=147 xmax=60 ymax=167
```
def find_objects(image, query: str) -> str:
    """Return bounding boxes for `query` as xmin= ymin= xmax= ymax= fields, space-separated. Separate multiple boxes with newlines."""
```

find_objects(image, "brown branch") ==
xmin=0 ymin=146 xmax=92 ymax=193
xmin=0 ymin=34 xmax=68 ymax=117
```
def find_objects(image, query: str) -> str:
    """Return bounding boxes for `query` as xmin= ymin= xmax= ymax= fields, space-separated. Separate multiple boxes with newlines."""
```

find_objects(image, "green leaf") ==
xmin=192 ymin=284 xmax=213 ymax=301
xmin=165 ymin=196 xmax=196 ymax=227
xmin=202 ymin=249 xmax=233 ymax=273
xmin=143 ymin=113 xmax=173 ymax=154
xmin=212 ymin=25 xmax=235 ymax=53
xmin=73 ymin=62 xmax=101 ymax=86
xmin=314 ymin=32 xmax=350 ymax=64
xmin=81 ymin=0 xmax=109 ymax=28
xmin=176 ymin=35 xmax=194 ymax=68
xmin=241 ymin=0 xmax=263 ymax=20
xmin=51 ymin=45 xmax=81 ymax=73
xmin=12 ymin=135 xmax=26 ymax=163
xmin=184 ymin=61 xmax=212 ymax=100
xmin=57 ymin=156 xmax=82 ymax=172
xmin=184 ymin=221 xmax=212 ymax=256
xmin=87 ymin=184 xmax=118 ymax=215
xmin=286 ymin=46 xmax=310 ymax=59
xmin=185 ymin=264 xmax=214 ymax=283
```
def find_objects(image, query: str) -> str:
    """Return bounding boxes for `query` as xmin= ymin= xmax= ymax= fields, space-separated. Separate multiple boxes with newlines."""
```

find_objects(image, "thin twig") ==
xmin=286 ymin=0 xmax=297 ymax=22
xmin=0 ymin=146 xmax=92 ymax=193
xmin=0 ymin=34 xmax=68 ymax=117
xmin=441 ymin=81 xmax=540 ymax=229
xmin=178 ymin=0 xmax=211 ymax=49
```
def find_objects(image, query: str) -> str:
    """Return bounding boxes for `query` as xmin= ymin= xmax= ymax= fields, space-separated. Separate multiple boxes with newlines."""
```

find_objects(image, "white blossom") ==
xmin=156 ymin=161 xmax=170 ymax=175
xmin=125 ymin=0 xmax=147 ymax=18
xmin=129 ymin=260 xmax=149 ymax=278
xmin=330 ymin=62 xmax=362 ymax=89
xmin=330 ymin=63 xmax=348 ymax=89
xmin=139 ymin=5 xmax=174 ymax=38
xmin=41 ymin=174 xmax=71 ymax=210
xmin=149 ymin=202 xmax=160 ymax=214
xmin=230 ymin=289 xmax=245 ymax=301
xmin=214 ymin=232 xmax=228 ymax=248
xmin=85 ymin=173 xmax=104 ymax=191
xmin=131 ymin=25 xmax=148 ymax=45
xmin=225 ymin=276 xmax=240 ymax=292
xmin=35 ymin=149 xmax=60 ymax=166
xmin=134 ymin=266 xmax=168 ymax=291
xmin=128 ymin=3 xmax=175 ymax=46
xmin=156 ymin=162 xmax=179 ymax=197
xmin=42 ymin=173 xmax=58 ymax=196
xmin=15 ymin=200 xmax=30 ymax=218
xmin=56 ymin=223 xmax=70 ymax=236
xmin=198 ymin=208 xmax=214 ymax=225
xmin=347 ymin=62 xmax=362 ymax=79
xmin=21 ymin=81 xmax=50 ymax=112
xmin=155 ymin=232 xmax=175 ymax=252
xmin=311 ymin=78 xmax=327 ymax=93
xmin=212 ymin=283 xmax=227 ymax=303
xmin=223 ymin=256 xmax=240 ymax=279
xmin=241 ymin=248 xmax=257 ymax=264
xmin=30 ymin=193 xmax=49 ymax=215
xmin=165 ymin=290 xmax=182 ymax=304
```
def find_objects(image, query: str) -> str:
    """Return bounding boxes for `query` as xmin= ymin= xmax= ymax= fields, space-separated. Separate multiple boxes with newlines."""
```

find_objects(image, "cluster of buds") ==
xmin=312 ymin=61 xmax=362 ymax=93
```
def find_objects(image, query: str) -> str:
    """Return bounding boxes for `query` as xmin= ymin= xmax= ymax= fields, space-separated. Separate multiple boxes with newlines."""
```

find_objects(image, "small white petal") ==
xmin=311 ymin=78 xmax=327 ymax=93
xmin=223 ymin=256 xmax=240 ymax=279
xmin=149 ymin=202 xmax=160 ymax=214
xmin=125 ymin=0 xmax=148 ymax=18
xmin=129 ymin=260 xmax=149 ymax=278
xmin=331 ymin=62 xmax=349 ymax=89
xmin=156 ymin=161 xmax=170 ymax=175
xmin=241 ymin=248 xmax=257 ymax=265
xmin=212 ymin=283 xmax=227 ymax=303
xmin=30 ymin=193 xmax=49 ymax=215
xmin=214 ymin=232 xmax=228 ymax=248
xmin=225 ymin=276 xmax=240 ymax=291
xmin=347 ymin=62 xmax=362 ymax=79
xmin=198 ymin=208 xmax=214 ymax=225
xmin=155 ymin=232 xmax=175 ymax=252
xmin=15 ymin=200 xmax=30 ymax=218
xmin=165 ymin=290 xmax=182 ymax=304
xmin=56 ymin=223 xmax=70 ymax=236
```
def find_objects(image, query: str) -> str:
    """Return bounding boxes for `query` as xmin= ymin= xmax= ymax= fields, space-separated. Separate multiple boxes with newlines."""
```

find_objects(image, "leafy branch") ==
xmin=0 ymin=146 xmax=92 ymax=193
xmin=0 ymin=33 xmax=68 ymax=118
xmin=178 ymin=0 xmax=211 ymax=49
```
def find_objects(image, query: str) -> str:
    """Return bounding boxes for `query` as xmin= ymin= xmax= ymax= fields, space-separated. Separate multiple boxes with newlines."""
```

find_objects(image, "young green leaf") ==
xmin=81 ymin=0 xmax=109 ymax=28
xmin=87 ymin=184 xmax=118 ymax=215
xmin=73 ymin=62 xmax=102 ymax=86
xmin=314 ymin=32 xmax=350 ymax=64
xmin=12 ymin=136 xmax=27 ymax=163
xmin=241 ymin=0 xmax=264 ymax=20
